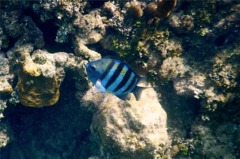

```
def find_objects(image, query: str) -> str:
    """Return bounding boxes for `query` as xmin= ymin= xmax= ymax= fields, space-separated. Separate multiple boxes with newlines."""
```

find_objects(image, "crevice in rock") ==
xmin=214 ymin=34 xmax=228 ymax=47
xmin=22 ymin=8 xmax=74 ymax=53
xmin=4 ymin=73 xmax=94 ymax=158
xmin=88 ymin=0 xmax=107 ymax=9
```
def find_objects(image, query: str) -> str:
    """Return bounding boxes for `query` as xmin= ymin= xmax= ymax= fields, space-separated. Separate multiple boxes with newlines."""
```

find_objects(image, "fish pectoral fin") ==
xmin=116 ymin=94 xmax=131 ymax=101
xmin=95 ymin=80 xmax=106 ymax=94
xmin=133 ymin=86 xmax=147 ymax=101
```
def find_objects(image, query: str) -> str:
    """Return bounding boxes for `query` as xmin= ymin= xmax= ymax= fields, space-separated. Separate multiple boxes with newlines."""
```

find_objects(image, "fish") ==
xmin=85 ymin=58 xmax=147 ymax=101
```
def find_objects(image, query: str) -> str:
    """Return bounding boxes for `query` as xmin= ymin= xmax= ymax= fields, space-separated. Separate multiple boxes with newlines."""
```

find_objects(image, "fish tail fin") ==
xmin=133 ymin=86 xmax=147 ymax=101
xmin=116 ymin=94 xmax=131 ymax=101
xmin=138 ymin=76 xmax=147 ymax=85
xmin=137 ymin=76 xmax=159 ymax=88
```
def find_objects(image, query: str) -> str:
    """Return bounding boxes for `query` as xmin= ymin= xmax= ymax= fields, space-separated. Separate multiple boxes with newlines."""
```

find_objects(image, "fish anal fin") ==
xmin=133 ymin=86 xmax=147 ymax=101
xmin=116 ymin=94 xmax=131 ymax=101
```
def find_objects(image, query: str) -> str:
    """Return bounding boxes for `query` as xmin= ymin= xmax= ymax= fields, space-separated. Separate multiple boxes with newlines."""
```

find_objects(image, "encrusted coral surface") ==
xmin=91 ymin=88 xmax=168 ymax=158
xmin=0 ymin=0 xmax=240 ymax=158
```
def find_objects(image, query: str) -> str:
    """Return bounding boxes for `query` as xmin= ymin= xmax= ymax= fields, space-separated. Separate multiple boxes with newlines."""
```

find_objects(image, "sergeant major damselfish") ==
xmin=85 ymin=58 xmax=149 ymax=101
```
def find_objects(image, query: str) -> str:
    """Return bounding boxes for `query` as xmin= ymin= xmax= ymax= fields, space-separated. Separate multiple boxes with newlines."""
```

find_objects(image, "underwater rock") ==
xmin=17 ymin=55 xmax=61 ymax=107
xmin=76 ymin=86 xmax=104 ymax=111
xmin=145 ymin=0 xmax=177 ymax=19
xmin=169 ymin=13 xmax=195 ymax=33
xmin=174 ymin=73 xmax=206 ymax=97
xmin=91 ymin=88 xmax=169 ymax=158
xmin=210 ymin=42 xmax=240 ymax=90
xmin=175 ymin=72 xmax=234 ymax=112
xmin=17 ymin=50 xmax=86 ymax=107
xmin=0 ymin=100 xmax=7 ymax=120
xmin=157 ymin=38 xmax=183 ymax=58
xmin=191 ymin=123 xmax=238 ymax=159
xmin=0 ymin=54 xmax=13 ymax=123
xmin=156 ymin=0 xmax=177 ymax=18
xmin=102 ymin=1 xmax=118 ymax=17
xmin=159 ymin=57 xmax=190 ymax=80
xmin=6 ymin=42 xmax=86 ymax=107
xmin=72 ymin=10 xmax=104 ymax=60
xmin=6 ymin=42 xmax=87 ymax=107
xmin=34 ymin=0 xmax=87 ymax=20
xmin=0 ymin=55 xmax=13 ymax=96
xmin=144 ymin=2 xmax=158 ymax=19
xmin=0 ymin=122 xmax=11 ymax=148
xmin=1 ymin=10 xmax=24 ymax=38
xmin=99 ymin=34 xmax=116 ymax=52
xmin=174 ymin=44 xmax=240 ymax=111
xmin=214 ymin=4 xmax=240 ymax=36
xmin=73 ymin=11 xmax=106 ymax=45
xmin=126 ymin=1 xmax=143 ymax=18
xmin=74 ymin=37 xmax=101 ymax=61
xmin=17 ymin=70 xmax=60 ymax=107
xmin=1 ymin=11 xmax=44 ymax=49
xmin=0 ymin=79 xmax=13 ymax=95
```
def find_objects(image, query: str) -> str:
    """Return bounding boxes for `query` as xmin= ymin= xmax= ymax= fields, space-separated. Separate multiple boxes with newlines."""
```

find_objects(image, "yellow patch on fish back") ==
xmin=113 ymin=63 xmax=119 ymax=69
xmin=120 ymin=68 xmax=127 ymax=75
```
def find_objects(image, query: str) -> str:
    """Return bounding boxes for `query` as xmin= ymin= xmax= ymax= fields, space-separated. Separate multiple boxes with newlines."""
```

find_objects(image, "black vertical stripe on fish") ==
xmin=105 ymin=62 xmax=125 ymax=89
xmin=123 ymin=74 xmax=138 ymax=93
xmin=100 ymin=59 xmax=115 ymax=81
xmin=113 ymin=67 xmax=132 ymax=92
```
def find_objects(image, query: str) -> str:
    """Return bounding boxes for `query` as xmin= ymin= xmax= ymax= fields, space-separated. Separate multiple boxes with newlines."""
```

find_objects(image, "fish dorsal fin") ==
xmin=133 ymin=86 xmax=147 ymax=101
xmin=95 ymin=80 xmax=106 ymax=94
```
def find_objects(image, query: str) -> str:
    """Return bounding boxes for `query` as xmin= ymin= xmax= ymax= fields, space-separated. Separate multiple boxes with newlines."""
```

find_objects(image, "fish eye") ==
xmin=89 ymin=65 xmax=96 ymax=71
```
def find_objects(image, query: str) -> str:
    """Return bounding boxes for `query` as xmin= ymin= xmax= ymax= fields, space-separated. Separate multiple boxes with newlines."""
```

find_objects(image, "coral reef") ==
xmin=127 ymin=1 xmax=143 ymax=18
xmin=144 ymin=0 xmax=177 ymax=19
xmin=0 ymin=53 xmax=13 ymax=120
xmin=6 ymin=43 xmax=85 ymax=107
xmin=169 ymin=13 xmax=195 ymax=33
xmin=73 ymin=11 xmax=106 ymax=45
xmin=0 ymin=122 xmax=11 ymax=148
xmin=0 ymin=0 xmax=240 ymax=159
xmin=0 ymin=55 xmax=13 ymax=96
xmin=190 ymin=121 xmax=239 ymax=159
xmin=160 ymin=57 xmax=190 ymax=80
xmin=155 ymin=0 xmax=177 ymax=18
xmin=1 ymin=11 xmax=45 ymax=49
xmin=14 ymin=46 xmax=61 ymax=107
xmin=173 ymin=44 xmax=240 ymax=112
